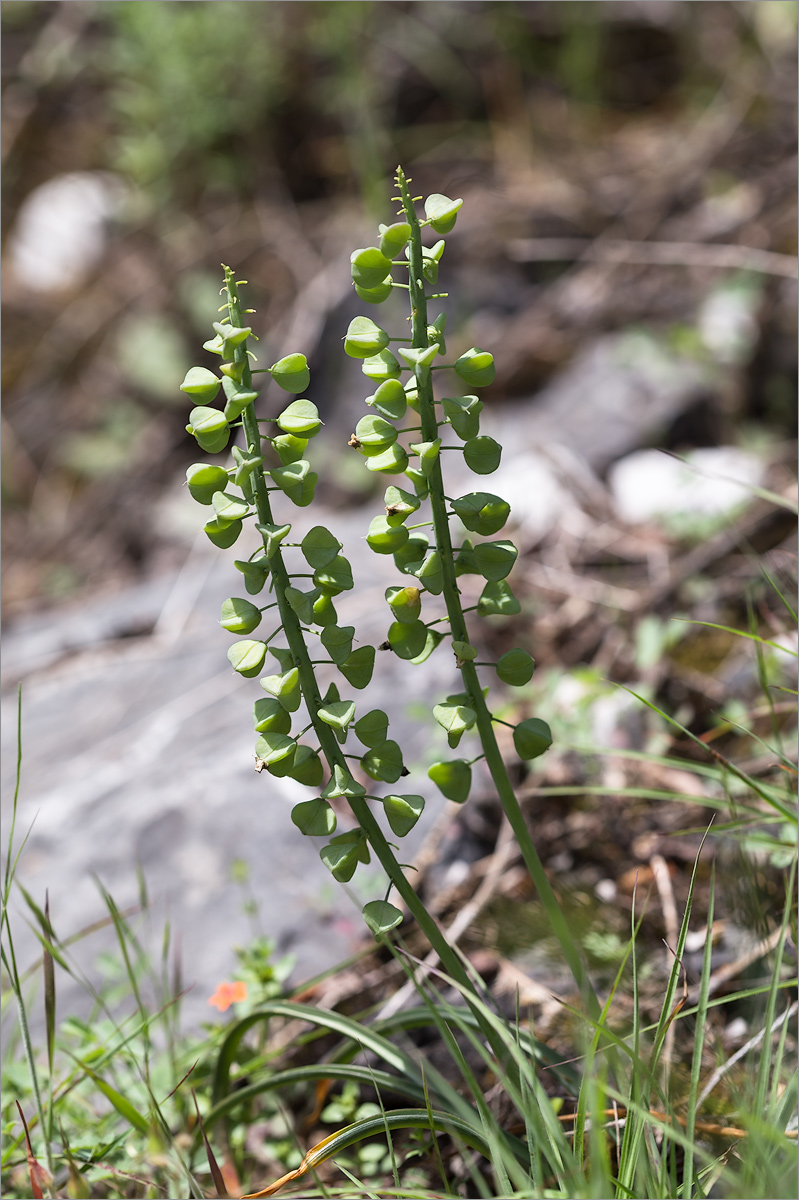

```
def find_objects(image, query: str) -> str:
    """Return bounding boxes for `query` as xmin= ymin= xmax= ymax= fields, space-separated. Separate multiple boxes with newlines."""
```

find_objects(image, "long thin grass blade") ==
xmin=14 ymin=1102 xmax=50 ymax=1200
xmin=192 ymin=1089 xmax=229 ymax=1198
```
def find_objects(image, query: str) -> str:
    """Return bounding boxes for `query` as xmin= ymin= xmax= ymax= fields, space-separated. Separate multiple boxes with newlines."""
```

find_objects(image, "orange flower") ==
xmin=208 ymin=980 xmax=248 ymax=1012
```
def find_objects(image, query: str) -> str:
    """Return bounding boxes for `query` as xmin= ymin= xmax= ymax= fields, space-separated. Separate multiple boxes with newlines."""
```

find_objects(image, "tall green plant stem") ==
xmin=396 ymin=169 xmax=598 ymax=1017
xmin=224 ymin=271 xmax=515 ymax=1034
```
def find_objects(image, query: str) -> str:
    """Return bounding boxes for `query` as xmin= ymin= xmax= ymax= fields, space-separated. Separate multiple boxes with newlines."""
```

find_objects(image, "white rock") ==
xmin=608 ymin=446 xmax=764 ymax=525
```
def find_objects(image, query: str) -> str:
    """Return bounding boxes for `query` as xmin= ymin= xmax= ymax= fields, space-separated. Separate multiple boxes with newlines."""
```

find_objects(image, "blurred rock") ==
xmin=608 ymin=446 xmax=765 ymax=525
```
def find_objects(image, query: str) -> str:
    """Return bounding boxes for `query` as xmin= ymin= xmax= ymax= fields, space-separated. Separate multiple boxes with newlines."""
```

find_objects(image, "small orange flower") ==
xmin=208 ymin=980 xmax=248 ymax=1012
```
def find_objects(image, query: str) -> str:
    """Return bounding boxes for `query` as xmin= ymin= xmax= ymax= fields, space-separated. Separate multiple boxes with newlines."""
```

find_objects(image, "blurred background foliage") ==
xmin=1 ymin=0 xmax=796 ymax=614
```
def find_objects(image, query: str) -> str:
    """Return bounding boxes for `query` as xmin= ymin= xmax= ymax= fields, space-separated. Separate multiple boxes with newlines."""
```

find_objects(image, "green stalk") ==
xmin=396 ymin=168 xmax=598 ymax=1018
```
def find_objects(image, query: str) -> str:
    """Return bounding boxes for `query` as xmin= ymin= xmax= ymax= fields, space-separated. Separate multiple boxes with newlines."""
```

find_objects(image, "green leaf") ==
xmin=387 ymin=619 xmax=427 ymax=660
xmin=383 ymin=793 xmax=424 ymax=838
xmin=234 ymin=556 xmax=270 ymax=595
xmin=220 ymin=597 xmax=262 ymax=635
xmin=363 ymin=900 xmax=403 ymax=936
xmin=428 ymin=759 xmax=472 ymax=803
xmin=385 ymin=585 xmax=422 ymax=623
xmin=212 ymin=490 xmax=250 ymax=523
xmin=318 ymin=699 xmax=356 ymax=731
xmin=354 ymin=709 xmax=389 ymax=749
xmin=496 ymin=648 xmax=535 ymax=686
xmin=277 ymin=399 xmax=321 ymax=437
xmin=180 ymin=365 xmax=221 ymax=401
xmin=463 ymin=435 xmax=502 ymax=475
xmin=425 ymin=193 xmax=463 ymax=233
xmin=345 ymin=316 xmax=390 ymax=359
xmin=384 ymin=485 xmax=420 ymax=526
xmin=361 ymin=348 xmax=401 ymax=382
xmin=361 ymin=739 xmax=404 ymax=783
xmin=412 ymin=550 xmax=444 ymax=595
xmin=314 ymin=554 xmax=354 ymax=594
xmin=204 ymin=517 xmax=242 ymax=548
xmin=454 ymin=347 xmax=495 ymax=388
xmin=442 ymin=394 xmax=482 ymax=440
xmin=186 ymin=463 xmax=229 ymax=505
xmin=301 ymin=526 xmax=342 ymax=569
xmin=322 ymin=765 xmax=367 ymax=799
xmin=473 ymin=539 xmax=518 ymax=582
xmin=256 ymin=522 xmax=292 ymax=559
xmin=260 ymin=667 xmax=301 ymax=711
xmin=367 ymin=516 xmax=409 ymax=555
xmin=321 ymin=624 xmax=355 ymax=664
xmin=338 ymin=645 xmax=375 ymax=689
xmin=365 ymin=443 xmax=409 ymax=474
xmin=378 ymin=221 xmax=411 ymax=257
xmin=227 ymin=640 xmax=266 ymax=677
xmin=367 ymin=378 xmax=407 ymax=421
xmin=477 ymin=578 xmax=521 ymax=616
xmin=292 ymin=800 xmax=336 ymax=837
xmin=513 ymin=718 xmax=553 ymax=761
xmin=255 ymin=732 xmax=297 ymax=767
xmin=351 ymin=246 xmax=394 ymax=289
xmin=354 ymin=414 xmax=398 ymax=455
xmin=270 ymin=353 xmax=310 ymax=394
xmin=77 ymin=1063 xmax=150 ymax=1136
xmin=253 ymin=696 xmax=292 ymax=734
xmin=287 ymin=745 xmax=324 ymax=786
xmin=450 ymin=492 xmax=510 ymax=536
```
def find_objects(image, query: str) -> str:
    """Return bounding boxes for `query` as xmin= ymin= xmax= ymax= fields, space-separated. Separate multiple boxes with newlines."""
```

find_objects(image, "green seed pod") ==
xmin=202 ymin=333 xmax=226 ymax=356
xmin=187 ymin=407 xmax=230 ymax=454
xmin=276 ymin=399 xmax=321 ymax=438
xmin=409 ymin=627 xmax=443 ymax=664
xmin=378 ymin=221 xmax=411 ymax=257
xmin=403 ymin=466 xmax=429 ymax=498
xmin=387 ymin=619 xmax=427 ymax=659
xmin=463 ymin=435 xmax=502 ymax=475
xmin=412 ymin=550 xmax=444 ymax=595
xmin=311 ymin=590 xmax=338 ymax=626
xmin=255 ymin=731 xmax=297 ymax=769
xmin=354 ymin=708 xmax=389 ymax=749
xmin=454 ymin=538 xmax=479 ymax=577
xmin=424 ymin=193 xmax=463 ymax=234
xmin=427 ymin=312 xmax=447 ymax=353
xmin=220 ymin=596 xmax=262 ymax=635
xmin=228 ymin=639 xmax=266 ymax=678
xmin=450 ymin=492 xmax=510 ymax=536
xmin=513 ymin=717 xmax=552 ymax=761
xmin=254 ymin=696 xmax=292 ymax=735
xmin=354 ymin=278 xmax=393 ymax=304
xmin=232 ymin=446 xmax=264 ymax=492
xmin=362 ymin=900 xmax=403 ymax=936
xmin=318 ymin=699 xmax=357 ymax=731
xmin=256 ymin=521 xmax=291 ymax=559
xmin=398 ymin=345 xmax=440 ymax=375
xmin=284 ymin=586 xmax=317 ymax=626
xmin=269 ymin=646 xmax=296 ymax=673
xmin=454 ymin=348 xmax=496 ymax=389
xmin=428 ymin=759 xmax=471 ymax=803
xmin=288 ymin=745 xmax=324 ymax=787
xmin=477 ymin=579 xmax=521 ymax=617
xmin=384 ymin=485 xmax=420 ymax=526
xmin=354 ymin=414 xmax=398 ymax=456
xmin=270 ymin=459 xmax=309 ymax=493
xmin=321 ymin=624 xmax=355 ymax=664
xmin=433 ymin=702 xmax=476 ymax=746
xmin=405 ymin=239 xmax=445 ymax=285
xmin=320 ymin=838 xmax=362 ymax=883
xmin=234 ymin=556 xmax=270 ymax=595
xmin=365 ymin=443 xmax=409 ymax=475
xmin=404 ymin=376 xmax=420 ymax=412
xmin=442 ymin=395 xmax=483 ymax=440
xmin=345 ymin=316 xmax=390 ymax=359
xmin=368 ymin=378 xmax=407 ymax=421
xmin=367 ymin=516 xmax=409 ymax=555
xmin=220 ymin=359 xmax=246 ymax=383
xmin=186 ymin=463 xmax=229 ymax=505
xmin=212 ymin=321 xmax=252 ymax=348
xmin=360 ymin=739 xmax=404 ymax=783
xmin=394 ymin=533 xmax=428 ymax=574
xmin=313 ymin=554 xmax=353 ymax=594
xmin=284 ymin=469 xmax=318 ymax=508
xmin=361 ymin=349 xmax=401 ymax=382
xmin=270 ymin=353 xmax=310 ymax=394
xmin=322 ymin=766 xmax=367 ymax=799
xmin=204 ymin=517 xmax=242 ymax=548
xmin=451 ymin=640 xmax=478 ymax=663
xmin=350 ymin=246 xmax=394 ymax=290
xmin=222 ymin=376 xmax=258 ymax=421
xmin=338 ymin=645 xmax=375 ymax=689
xmin=301 ymin=526 xmax=342 ymax=569
xmin=409 ymin=437 xmax=441 ymax=478
xmin=383 ymin=793 xmax=424 ymax=837
xmin=291 ymin=799 xmax=336 ymax=837
xmin=260 ymin=666 xmax=301 ymax=712
xmin=473 ymin=539 xmax=518 ymax=582
xmin=385 ymin=585 xmax=422 ymax=623
xmin=496 ymin=649 xmax=535 ymax=686
xmin=272 ymin=433 xmax=309 ymax=465
xmin=180 ymin=366 xmax=221 ymax=402
xmin=212 ymin=490 xmax=250 ymax=524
